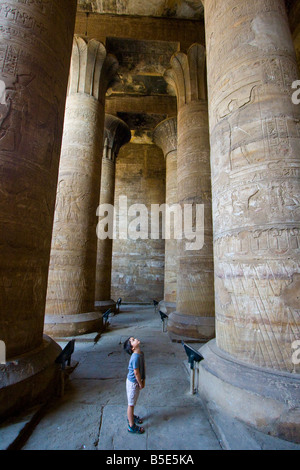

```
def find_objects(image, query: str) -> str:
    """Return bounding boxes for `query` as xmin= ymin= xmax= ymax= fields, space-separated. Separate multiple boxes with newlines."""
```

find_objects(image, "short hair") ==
xmin=123 ymin=337 xmax=133 ymax=355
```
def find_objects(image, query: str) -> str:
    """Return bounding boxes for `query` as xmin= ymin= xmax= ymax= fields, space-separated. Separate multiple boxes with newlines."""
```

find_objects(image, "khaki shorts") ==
xmin=126 ymin=378 xmax=140 ymax=406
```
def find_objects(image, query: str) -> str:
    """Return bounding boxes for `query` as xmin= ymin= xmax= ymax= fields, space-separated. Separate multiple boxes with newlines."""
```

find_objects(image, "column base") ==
xmin=0 ymin=335 xmax=61 ymax=422
xmin=158 ymin=300 xmax=176 ymax=315
xmin=44 ymin=311 xmax=103 ymax=337
xmin=94 ymin=299 xmax=116 ymax=314
xmin=167 ymin=311 xmax=215 ymax=342
xmin=198 ymin=339 xmax=300 ymax=445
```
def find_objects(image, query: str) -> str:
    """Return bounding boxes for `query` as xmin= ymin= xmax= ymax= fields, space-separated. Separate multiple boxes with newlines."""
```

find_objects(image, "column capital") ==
xmin=153 ymin=117 xmax=177 ymax=158
xmin=103 ymin=114 xmax=131 ymax=162
xmin=68 ymin=35 xmax=119 ymax=104
xmin=164 ymin=43 xmax=207 ymax=108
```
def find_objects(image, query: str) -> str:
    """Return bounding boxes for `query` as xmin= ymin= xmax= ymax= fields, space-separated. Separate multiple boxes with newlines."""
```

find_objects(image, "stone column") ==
xmin=164 ymin=44 xmax=215 ymax=341
xmin=199 ymin=0 xmax=300 ymax=443
xmin=153 ymin=117 xmax=178 ymax=314
xmin=0 ymin=0 xmax=77 ymax=419
xmin=44 ymin=36 xmax=119 ymax=337
xmin=95 ymin=114 xmax=131 ymax=312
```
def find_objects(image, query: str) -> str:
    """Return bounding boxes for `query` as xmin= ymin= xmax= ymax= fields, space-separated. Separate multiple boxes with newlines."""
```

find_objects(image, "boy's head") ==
xmin=123 ymin=336 xmax=140 ymax=355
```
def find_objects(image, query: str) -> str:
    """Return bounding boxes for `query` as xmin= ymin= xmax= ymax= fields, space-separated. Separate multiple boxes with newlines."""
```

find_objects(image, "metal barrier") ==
xmin=103 ymin=308 xmax=111 ymax=326
xmin=159 ymin=310 xmax=168 ymax=332
xmin=116 ymin=298 xmax=122 ymax=313
xmin=55 ymin=339 xmax=75 ymax=370
xmin=182 ymin=341 xmax=204 ymax=394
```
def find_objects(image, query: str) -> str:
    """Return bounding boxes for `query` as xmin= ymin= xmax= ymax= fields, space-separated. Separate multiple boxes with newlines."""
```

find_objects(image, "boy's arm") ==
xmin=134 ymin=368 xmax=145 ymax=389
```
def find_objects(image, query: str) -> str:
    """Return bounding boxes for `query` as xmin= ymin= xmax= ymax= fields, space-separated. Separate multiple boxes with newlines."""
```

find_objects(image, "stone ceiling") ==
xmin=75 ymin=3 xmax=206 ymax=142
xmin=105 ymin=35 xmax=179 ymax=143
xmin=75 ymin=1 xmax=297 ymax=143
xmin=78 ymin=0 xmax=204 ymax=20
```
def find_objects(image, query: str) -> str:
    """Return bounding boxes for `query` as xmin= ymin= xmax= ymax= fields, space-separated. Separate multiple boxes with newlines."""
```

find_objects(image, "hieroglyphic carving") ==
xmin=16 ymin=0 xmax=54 ymax=15
xmin=209 ymin=55 xmax=298 ymax=131
xmin=206 ymin=2 xmax=297 ymax=120
xmin=0 ymin=4 xmax=47 ymax=35
xmin=262 ymin=56 xmax=299 ymax=90
xmin=215 ymin=253 xmax=299 ymax=371
xmin=45 ymin=40 xmax=119 ymax=325
xmin=213 ymin=178 xmax=300 ymax=234
xmin=54 ymin=173 xmax=94 ymax=223
xmin=0 ymin=44 xmax=19 ymax=75
xmin=0 ymin=0 xmax=76 ymax=364
xmin=0 ymin=70 xmax=59 ymax=169
xmin=215 ymin=228 xmax=300 ymax=261
xmin=0 ymin=1 xmax=77 ymax=165
xmin=153 ymin=117 xmax=177 ymax=158
xmin=205 ymin=0 xmax=300 ymax=371
xmin=210 ymin=70 xmax=300 ymax=187
xmin=163 ymin=44 xmax=214 ymax=340
xmin=206 ymin=0 xmax=286 ymax=28
xmin=153 ymin=117 xmax=178 ymax=304
xmin=102 ymin=114 xmax=131 ymax=162
xmin=95 ymin=115 xmax=130 ymax=301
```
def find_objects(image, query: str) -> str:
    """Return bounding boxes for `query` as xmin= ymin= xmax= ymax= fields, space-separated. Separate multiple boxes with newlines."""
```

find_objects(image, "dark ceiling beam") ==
xmin=105 ymin=94 xmax=177 ymax=118
xmin=75 ymin=12 xmax=205 ymax=53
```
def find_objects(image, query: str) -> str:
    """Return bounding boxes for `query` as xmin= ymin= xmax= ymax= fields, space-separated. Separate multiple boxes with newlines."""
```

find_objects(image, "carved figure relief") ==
xmin=0 ymin=74 xmax=33 ymax=153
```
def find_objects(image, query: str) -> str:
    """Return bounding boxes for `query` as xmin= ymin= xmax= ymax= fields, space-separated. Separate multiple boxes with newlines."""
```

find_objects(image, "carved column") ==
xmin=0 ymin=0 xmax=76 ymax=419
xmin=95 ymin=114 xmax=131 ymax=312
xmin=199 ymin=0 xmax=300 ymax=443
xmin=44 ymin=37 xmax=119 ymax=337
xmin=164 ymin=44 xmax=215 ymax=341
xmin=153 ymin=117 xmax=178 ymax=314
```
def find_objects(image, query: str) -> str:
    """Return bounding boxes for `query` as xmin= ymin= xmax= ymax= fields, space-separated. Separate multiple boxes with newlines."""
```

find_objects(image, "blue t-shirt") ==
xmin=127 ymin=352 xmax=145 ymax=383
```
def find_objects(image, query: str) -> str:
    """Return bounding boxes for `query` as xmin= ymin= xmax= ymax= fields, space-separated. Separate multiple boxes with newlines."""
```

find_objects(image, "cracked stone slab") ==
xmin=0 ymin=405 xmax=43 ymax=450
xmin=97 ymin=405 xmax=147 ymax=450
xmin=62 ymin=378 xmax=127 ymax=406
xmin=22 ymin=401 xmax=103 ymax=450
xmin=146 ymin=406 xmax=222 ymax=450
xmin=97 ymin=404 xmax=221 ymax=450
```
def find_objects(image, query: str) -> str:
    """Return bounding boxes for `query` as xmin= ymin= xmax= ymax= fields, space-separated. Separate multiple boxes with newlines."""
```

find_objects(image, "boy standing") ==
xmin=123 ymin=336 xmax=146 ymax=434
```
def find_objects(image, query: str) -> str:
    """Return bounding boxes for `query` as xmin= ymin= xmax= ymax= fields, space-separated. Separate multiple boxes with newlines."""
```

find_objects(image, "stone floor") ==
xmin=25 ymin=305 xmax=222 ymax=451
xmin=1 ymin=304 xmax=299 ymax=451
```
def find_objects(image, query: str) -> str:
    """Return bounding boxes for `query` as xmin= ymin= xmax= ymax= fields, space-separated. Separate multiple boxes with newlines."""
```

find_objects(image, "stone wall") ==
xmin=111 ymin=143 xmax=166 ymax=303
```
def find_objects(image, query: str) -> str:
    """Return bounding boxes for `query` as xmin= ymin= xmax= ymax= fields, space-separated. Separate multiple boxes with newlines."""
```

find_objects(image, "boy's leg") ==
xmin=126 ymin=379 xmax=136 ymax=426
xmin=126 ymin=380 xmax=144 ymax=432
xmin=127 ymin=405 xmax=135 ymax=427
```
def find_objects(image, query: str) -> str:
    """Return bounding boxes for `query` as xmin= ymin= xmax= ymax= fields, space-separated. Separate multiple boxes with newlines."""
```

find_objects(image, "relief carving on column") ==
xmin=68 ymin=35 xmax=119 ymax=104
xmin=153 ymin=117 xmax=177 ymax=157
xmin=153 ymin=117 xmax=178 ymax=307
xmin=45 ymin=38 xmax=120 ymax=328
xmin=162 ymin=43 xmax=214 ymax=340
xmin=203 ymin=0 xmax=300 ymax=372
xmin=103 ymin=114 xmax=131 ymax=163
xmin=0 ymin=0 xmax=77 ymax=419
xmin=95 ymin=114 xmax=131 ymax=304
xmin=164 ymin=43 xmax=207 ymax=107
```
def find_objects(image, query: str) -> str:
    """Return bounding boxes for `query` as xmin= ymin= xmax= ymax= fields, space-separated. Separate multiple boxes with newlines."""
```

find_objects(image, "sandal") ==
xmin=128 ymin=423 xmax=145 ymax=434
xmin=127 ymin=415 xmax=143 ymax=425
xmin=134 ymin=415 xmax=143 ymax=424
